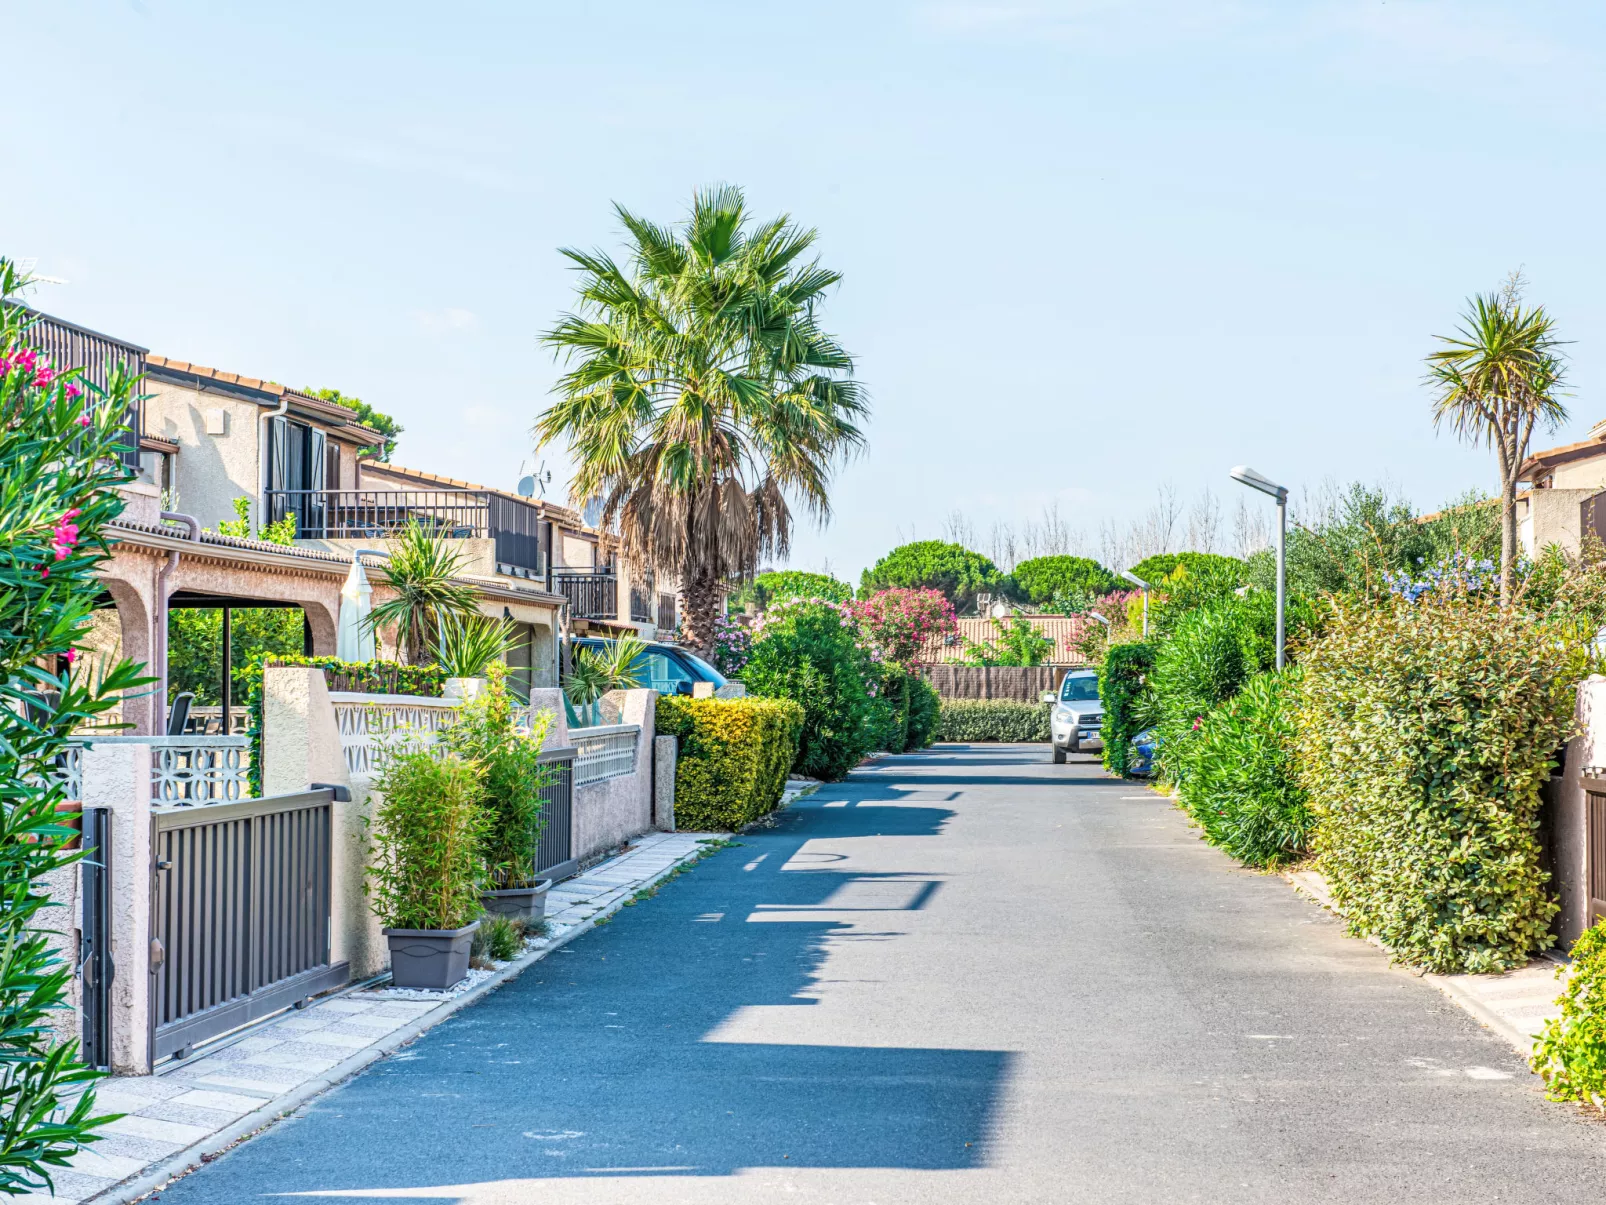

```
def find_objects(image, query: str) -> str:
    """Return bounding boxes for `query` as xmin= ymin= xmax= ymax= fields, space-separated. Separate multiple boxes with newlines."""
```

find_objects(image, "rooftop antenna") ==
xmin=13 ymin=259 xmax=68 ymax=286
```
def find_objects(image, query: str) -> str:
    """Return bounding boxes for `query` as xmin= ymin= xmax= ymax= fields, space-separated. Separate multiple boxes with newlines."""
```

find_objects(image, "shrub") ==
xmin=438 ymin=664 xmax=554 ymax=889
xmin=709 ymin=614 xmax=753 ymax=676
xmin=742 ymin=602 xmax=873 ymax=781
xmin=1011 ymin=555 xmax=1119 ymax=604
xmin=858 ymin=540 xmax=1003 ymax=611
xmin=0 ymin=268 xmax=149 ymax=1189
xmin=1100 ymin=642 xmax=1155 ymax=776
xmin=848 ymin=588 xmax=956 ymax=666
xmin=962 ymin=616 xmax=1055 ymax=666
xmin=1130 ymin=551 xmax=1245 ymax=587
xmin=657 ymin=696 xmax=803 ymax=830
xmin=906 ymin=676 xmax=941 ymax=750
xmin=1294 ymin=594 xmax=1572 ymax=973
xmin=242 ymin=655 xmax=445 ymax=796
xmin=1531 ymin=921 xmax=1606 ymax=1104
xmin=935 ymin=700 xmax=1050 ymax=743
xmin=366 ymin=741 xmax=489 ymax=931
xmin=1151 ymin=600 xmax=1255 ymax=783
xmin=1174 ymin=670 xmax=1310 ymax=868
xmin=472 ymin=915 xmax=526 ymax=964
xmin=733 ymin=570 xmax=853 ymax=611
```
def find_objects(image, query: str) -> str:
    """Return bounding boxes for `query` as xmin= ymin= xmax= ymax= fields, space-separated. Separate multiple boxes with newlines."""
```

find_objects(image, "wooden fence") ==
xmin=916 ymin=664 xmax=1081 ymax=702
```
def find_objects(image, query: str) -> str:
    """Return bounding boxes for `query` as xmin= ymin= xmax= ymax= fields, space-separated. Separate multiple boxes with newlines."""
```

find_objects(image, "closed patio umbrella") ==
xmin=337 ymin=556 xmax=375 ymax=662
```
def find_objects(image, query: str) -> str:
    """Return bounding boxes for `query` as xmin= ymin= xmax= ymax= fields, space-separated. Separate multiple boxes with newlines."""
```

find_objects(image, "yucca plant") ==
xmin=437 ymin=612 xmax=514 ymax=679
xmin=562 ymin=634 xmax=646 ymax=726
xmin=364 ymin=522 xmax=478 ymax=664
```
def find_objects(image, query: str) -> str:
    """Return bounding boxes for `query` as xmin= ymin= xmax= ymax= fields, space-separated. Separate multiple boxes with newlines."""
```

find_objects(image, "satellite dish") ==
xmin=516 ymin=475 xmax=536 ymax=498
xmin=582 ymin=498 xmax=604 ymax=529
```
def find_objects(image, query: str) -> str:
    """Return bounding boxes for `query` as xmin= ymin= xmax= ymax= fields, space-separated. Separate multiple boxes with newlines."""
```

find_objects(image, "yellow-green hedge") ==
xmin=657 ymin=696 xmax=804 ymax=831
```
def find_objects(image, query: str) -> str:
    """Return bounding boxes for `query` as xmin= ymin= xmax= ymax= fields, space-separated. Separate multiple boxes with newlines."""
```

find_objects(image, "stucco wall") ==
xmin=1552 ymin=677 xmax=1606 ymax=951
xmin=142 ymin=380 xmax=262 ymax=531
xmin=1519 ymin=488 xmax=1598 ymax=558
xmin=1550 ymin=457 xmax=1606 ymax=492
xmin=571 ymin=689 xmax=657 ymax=861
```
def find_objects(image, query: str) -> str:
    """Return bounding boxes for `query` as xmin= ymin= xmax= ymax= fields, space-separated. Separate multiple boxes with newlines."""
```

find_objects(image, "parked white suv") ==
xmin=1047 ymin=671 xmax=1103 ymax=764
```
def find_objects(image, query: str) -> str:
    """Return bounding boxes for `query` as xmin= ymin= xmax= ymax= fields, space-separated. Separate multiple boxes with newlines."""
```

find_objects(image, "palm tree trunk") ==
xmin=680 ymin=570 xmax=722 ymax=658
xmin=1500 ymin=473 xmax=1517 ymax=607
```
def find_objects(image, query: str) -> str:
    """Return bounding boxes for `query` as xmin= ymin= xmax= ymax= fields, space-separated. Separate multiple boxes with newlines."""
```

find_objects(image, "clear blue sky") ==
xmin=6 ymin=1 xmax=1604 ymax=581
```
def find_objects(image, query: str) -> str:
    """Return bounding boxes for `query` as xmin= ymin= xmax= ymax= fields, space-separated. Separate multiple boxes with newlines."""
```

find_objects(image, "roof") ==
xmin=109 ymin=520 xmax=354 ymax=567
xmin=362 ymin=462 xmax=588 ymax=529
xmin=145 ymin=355 xmax=384 ymax=442
xmin=1519 ymin=432 xmax=1606 ymax=481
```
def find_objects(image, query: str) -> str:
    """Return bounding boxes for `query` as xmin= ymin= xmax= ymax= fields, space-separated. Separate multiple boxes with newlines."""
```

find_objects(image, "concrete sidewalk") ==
xmin=37 ymin=831 xmax=719 ymax=1205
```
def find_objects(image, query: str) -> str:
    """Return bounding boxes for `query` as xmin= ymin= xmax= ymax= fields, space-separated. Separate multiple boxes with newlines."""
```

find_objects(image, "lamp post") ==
xmin=1119 ymin=569 xmax=1150 ymax=637
xmin=1229 ymin=465 xmax=1289 ymax=671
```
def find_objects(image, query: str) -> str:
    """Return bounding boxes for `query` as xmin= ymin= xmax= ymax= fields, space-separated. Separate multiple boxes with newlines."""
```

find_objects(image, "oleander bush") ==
xmin=1173 ymin=670 xmax=1310 ymax=869
xmin=1294 ymin=593 xmax=1572 ymax=973
xmin=657 ymin=696 xmax=804 ymax=830
xmin=741 ymin=601 xmax=873 ymax=781
xmin=935 ymin=699 xmax=1051 ymax=743
xmin=1099 ymin=642 xmax=1154 ymax=776
xmin=1531 ymin=920 xmax=1606 ymax=1105
xmin=905 ymin=676 xmax=941 ymax=750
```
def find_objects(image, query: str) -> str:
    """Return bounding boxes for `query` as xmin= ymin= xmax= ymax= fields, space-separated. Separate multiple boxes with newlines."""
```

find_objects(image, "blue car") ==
xmin=1127 ymin=727 xmax=1158 ymax=778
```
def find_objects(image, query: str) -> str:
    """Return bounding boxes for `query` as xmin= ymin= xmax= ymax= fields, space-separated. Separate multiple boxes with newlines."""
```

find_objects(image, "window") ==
xmin=637 ymin=650 xmax=696 ymax=696
xmin=1061 ymin=674 xmax=1100 ymax=702
xmin=266 ymin=416 xmax=326 ymax=534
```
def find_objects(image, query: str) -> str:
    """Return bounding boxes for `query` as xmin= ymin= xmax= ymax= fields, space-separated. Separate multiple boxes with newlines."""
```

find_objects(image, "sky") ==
xmin=5 ymin=1 xmax=1606 ymax=583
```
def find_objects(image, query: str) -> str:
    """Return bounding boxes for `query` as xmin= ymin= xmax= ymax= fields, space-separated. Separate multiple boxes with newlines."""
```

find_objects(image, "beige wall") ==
xmin=1517 ymin=488 xmax=1599 ymax=558
xmin=559 ymin=535 xmax=596 ymax=568
xmin=1549 ymin=456 xmax=1606 ymax=492
xmin=142 ymin=380 xmax=262 ymax=532
xmin=571 ymin=690 xmax=658 ymax=860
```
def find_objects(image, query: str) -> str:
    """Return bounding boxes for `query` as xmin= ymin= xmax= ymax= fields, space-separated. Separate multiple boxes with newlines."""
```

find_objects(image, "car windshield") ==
xmin=678 ymin=650 xmax=727 ymax=687
xmin=1061 ymin=675 xmax=1100 ymax=702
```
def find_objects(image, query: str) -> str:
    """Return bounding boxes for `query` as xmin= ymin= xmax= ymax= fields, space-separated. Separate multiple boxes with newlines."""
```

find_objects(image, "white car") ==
xmin=1047 ymin=671 xmax=1103 ymax=764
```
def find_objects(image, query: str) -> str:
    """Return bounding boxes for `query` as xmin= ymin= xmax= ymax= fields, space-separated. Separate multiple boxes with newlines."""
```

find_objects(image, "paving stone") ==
xmin=138 ymin=1101 xmax=246 ymax=1129
xmin=190 ymin=1072 xmax=303 ymax=1095
xmin=30 ymin=1167 xmax=113 ymax=1202
xmin=65 ymin=1145 xmax=153 ymax=1180
xmin=296 ymin=1029 xmax=378 ymax=1051
xmin=104 ymin=1114 xmax=214 ymax=1145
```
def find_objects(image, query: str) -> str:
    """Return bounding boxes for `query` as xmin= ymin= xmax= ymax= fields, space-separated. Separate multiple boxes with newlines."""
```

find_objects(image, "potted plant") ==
xmin=442 ymin=665 xmax=558 ymax=923
xmin=438 ymin=611 xmax=515 ymax=701
xmin=367 ymin=737 xmax=490 ymax=989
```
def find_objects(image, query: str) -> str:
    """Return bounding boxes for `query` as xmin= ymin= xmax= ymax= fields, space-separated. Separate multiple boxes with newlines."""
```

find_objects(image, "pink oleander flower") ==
xmin=39 ymin=566 xmax=48 ymax=579
xmin=65 ymin=381 xmax=82 ymax=400
xmin=33 ymin=367 xmax=53 ymax=387
xmin=62 ymin=649 xmax=76 ymax=666
xmin=0 ymin=357 xmax=10 ymax=377
xmin=64 ymin=508 xmax=80 ymax=520
xmin=77 ymin=414 xmax=91 ymax=428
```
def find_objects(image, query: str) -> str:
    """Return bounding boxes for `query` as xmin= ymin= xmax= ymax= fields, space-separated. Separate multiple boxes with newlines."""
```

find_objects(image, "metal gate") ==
xmin=79 ymin=808 xmax=113 ymax=1071
xmin=149 ymin=790 xmax=348 ymax=1064
xmin=536 ymin=747 xmax=576 ymax=882
xmin=1586 ymin=775 xmax=1606 ymax=929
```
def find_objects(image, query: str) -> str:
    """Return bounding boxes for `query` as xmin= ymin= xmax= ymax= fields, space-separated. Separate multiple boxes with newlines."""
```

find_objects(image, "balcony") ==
xmin=20 ymin=308 xmax=145 ymax=471
xmin=265 ymin=488 xmax=547 ymax=576
xmin=553 ymin=569 xmax=618 ymax=620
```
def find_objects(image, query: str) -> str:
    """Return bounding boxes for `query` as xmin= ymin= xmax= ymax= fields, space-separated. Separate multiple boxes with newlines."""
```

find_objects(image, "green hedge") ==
xmin=906 ymin=676 xmax=941 ymax=749
xmin=740 ymin=602 xmax=872 ymax=781
xmin=1099 ymin=642 xmax=1154 ymax=775
xmin=1532 ymin=920 xmax=1606 ymax=1103
xmin=242 ymin=654 xmax=445 ymax=796
xmin=1173 ymin=670 xmax=1310 ymax=869
xmin=935 ymin=700 xmax=1050 ymax=743
xmin=657 ymin=695 xmax=804 ymax=831
xmin=1295 ymin=595 xmax=1571 ymax=973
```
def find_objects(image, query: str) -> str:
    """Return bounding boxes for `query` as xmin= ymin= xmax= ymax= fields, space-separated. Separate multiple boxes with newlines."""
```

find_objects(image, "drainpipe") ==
xmin=258 ymin=393 xmax=289 ymax=532
xmin=155 ymin=512 xmax=200 ymax=734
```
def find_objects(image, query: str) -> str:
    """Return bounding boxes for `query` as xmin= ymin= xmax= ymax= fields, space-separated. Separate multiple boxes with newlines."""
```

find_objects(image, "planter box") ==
xmin=383 ymin=921 xmax=479 ymax=989
xmin=480 ymin=880 xmax=552 ymax=924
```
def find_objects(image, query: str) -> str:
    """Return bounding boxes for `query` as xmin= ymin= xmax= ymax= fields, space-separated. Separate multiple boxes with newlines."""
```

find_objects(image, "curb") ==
xmin=1421 ymin=972 xmax=1539 ymax=1057
xmin=88 ymin=837 xmax=721 ymax=1205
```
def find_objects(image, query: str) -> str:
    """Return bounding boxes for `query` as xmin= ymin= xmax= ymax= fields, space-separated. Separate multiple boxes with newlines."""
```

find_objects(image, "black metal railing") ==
xmin=149 ymin=789 xmax=349 ymax=1065
xmin=554 ymin=571 xmax=618 ymax=619
xmin=656 ymin=592 xmax=677 ymax=633
xmin=536 ymin=748 xmax=576 ymax=881
xmin=263 ymin=489 xmax=547 ymax=574
xmin=19 ymin=308 xmax=145 ymax=471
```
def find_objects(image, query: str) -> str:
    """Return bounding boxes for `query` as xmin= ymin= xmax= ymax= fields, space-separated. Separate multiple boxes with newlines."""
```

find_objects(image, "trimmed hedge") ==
xmin=935 ymin=700 xmax=1050 ymax=743
xmin=657 ymin=695 xmax=804 ymax=831
xmin=1295 ymin=594 xmax=1572 ymax=973
xmin=243 ymin=654 xmax=445 ymax=796
xmin=1099 ymin=642 xmax=1154 ymax=776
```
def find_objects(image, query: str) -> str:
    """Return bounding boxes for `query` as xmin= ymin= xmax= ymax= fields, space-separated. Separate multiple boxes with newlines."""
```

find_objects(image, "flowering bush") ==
xmin=709 ymin=614 xmax=753 ymax=676
xmin=847 ymin=588 xmax=956 ymax=667
xmin=1382 ymin=551 xmax=1497 ymax=602
xmin=0 ymin=263 xmax=150 ymax=1190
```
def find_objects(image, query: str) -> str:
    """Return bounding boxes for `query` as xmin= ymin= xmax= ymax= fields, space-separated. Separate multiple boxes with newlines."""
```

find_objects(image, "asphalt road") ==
xmin=154 ymin=743 xmax=1606 ymax=1204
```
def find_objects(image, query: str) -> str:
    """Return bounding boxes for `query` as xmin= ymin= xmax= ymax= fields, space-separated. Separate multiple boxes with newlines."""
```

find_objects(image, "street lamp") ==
xmin=1119 ymin=569 xmax=1150 ymax=637
xmin=1229 ymin=465 xmax=1289 ymax=671
xmin=1088 ymin=611 xmax=1110 ymax=628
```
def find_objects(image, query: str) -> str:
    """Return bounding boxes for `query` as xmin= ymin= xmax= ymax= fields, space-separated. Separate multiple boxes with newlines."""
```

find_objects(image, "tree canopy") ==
xmin=1011 ymin=555 xmax=1120 ymax=604
xmin=1129 ymin=552 xmax=1245 ymax=587
xmin=733 ymin=570 xmax=853 ymax=611
xmin=304 ymin=386 xmax=402 ymax=461
xmin=858 ymin=540 xmax=1001 ymax=611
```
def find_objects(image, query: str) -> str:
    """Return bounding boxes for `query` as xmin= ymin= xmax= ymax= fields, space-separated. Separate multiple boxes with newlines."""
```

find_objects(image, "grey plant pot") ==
xmin=383 ymin=921 xmax=479 ymax=990
xmin=480 ymin=879 xmax=552 ymax=924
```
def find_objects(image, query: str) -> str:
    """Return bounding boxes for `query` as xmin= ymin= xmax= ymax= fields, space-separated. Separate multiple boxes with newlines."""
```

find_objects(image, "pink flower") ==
xmin=62 ymin=649 xmax=75 ymax=666
xmin=77 ymin=415 xmax=91 ymax=428
xmin=65 ymin=382 xmax=82 ymax=401
xmin=33 ymin=367 xmax=53 ymax=388
xmin=38 ymin=566 xmax=48 ymax=579
xmin=64 ymin=508 xmax=80 ymax=520
xmin=0 ymin=358 xmax=10 ymax=377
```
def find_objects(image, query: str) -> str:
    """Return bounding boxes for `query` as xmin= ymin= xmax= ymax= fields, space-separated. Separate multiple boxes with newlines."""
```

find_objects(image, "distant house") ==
xmin=921 ymin=614 xmax=1093 ymax=666
xmin=1517 ymin=422 xmax=1606 ymax=556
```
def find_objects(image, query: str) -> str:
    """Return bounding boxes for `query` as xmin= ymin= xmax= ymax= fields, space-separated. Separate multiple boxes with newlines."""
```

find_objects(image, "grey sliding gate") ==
xmin=149 ymin=790 xmax=348 ymax=1064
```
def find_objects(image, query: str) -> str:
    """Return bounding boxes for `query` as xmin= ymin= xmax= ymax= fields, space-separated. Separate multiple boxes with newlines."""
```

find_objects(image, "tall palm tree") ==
xmin=537 ymin=186 xmax=867 ymax=654
xmin=1426 ymin=279 xmax=1568 ymax=605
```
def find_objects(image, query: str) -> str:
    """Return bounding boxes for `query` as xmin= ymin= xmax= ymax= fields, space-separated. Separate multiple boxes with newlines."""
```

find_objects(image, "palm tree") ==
xmin=536 ymin=186 xmax=867 ymax=654
xmin=1426 ymin=278 xmax=1568 ymax=605
xmin=364 ymin=523 xmax=479 ymax=664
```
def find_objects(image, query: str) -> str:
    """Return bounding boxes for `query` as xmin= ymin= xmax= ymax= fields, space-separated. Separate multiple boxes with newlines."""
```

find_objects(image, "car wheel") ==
xmin=1052 ymin=746 xmax=1067 ymax=765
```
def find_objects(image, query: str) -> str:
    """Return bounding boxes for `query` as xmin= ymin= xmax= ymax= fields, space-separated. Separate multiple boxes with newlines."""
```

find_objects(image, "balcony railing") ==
xmin=19 ymin=308 xmax=145 ymax=471
xmin=264 ymin=489 xmax=547 ymax=575
xmin=553 ymin=571 xmax=618 ymax=620
xmin=630 ymin=569 xmax=655 ymax=624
